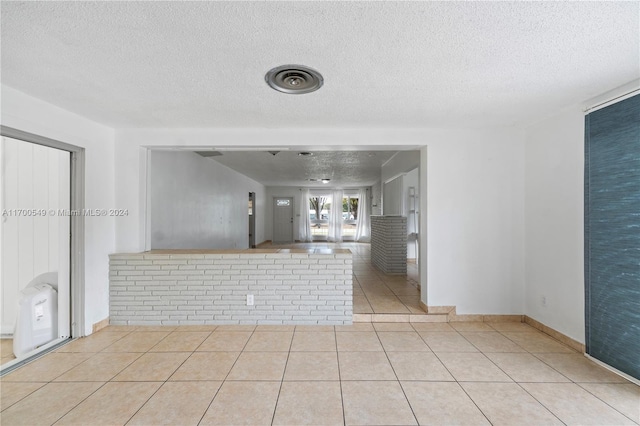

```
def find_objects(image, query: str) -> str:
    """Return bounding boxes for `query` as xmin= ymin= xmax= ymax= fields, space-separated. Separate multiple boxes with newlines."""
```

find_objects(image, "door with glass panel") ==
xmin=272 ymin=197 xmax=293 ymax=243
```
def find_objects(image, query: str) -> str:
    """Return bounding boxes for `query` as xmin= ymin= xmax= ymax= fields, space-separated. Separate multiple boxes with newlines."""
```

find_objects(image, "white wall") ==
xmin=149 ymin=151 xmax=266 ymax=249
xmin=1 ymin=85 xmax=116 ymax=336
xmin=1 ymin=138 xmax=70 ymax=334
xmin=524 ymin=107 xmax=585 ymax=343
xmin=424 ymin=129 xmax=526 ymax=315
xmin=115 ymin=128 xmax=526 ymax=317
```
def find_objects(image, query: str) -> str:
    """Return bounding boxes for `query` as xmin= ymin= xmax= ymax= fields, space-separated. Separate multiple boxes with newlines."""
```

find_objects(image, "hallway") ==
xmin=262 ymin=242 xmax=422 ymax=315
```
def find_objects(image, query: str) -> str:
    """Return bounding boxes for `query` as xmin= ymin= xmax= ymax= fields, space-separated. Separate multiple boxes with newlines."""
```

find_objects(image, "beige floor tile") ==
xmin=502 ymin=331 xmax=575 ymax=353
xmin=419 ymin=331 xmax=478 ymax=353
xmin=133 ymin=325 xmax=178 ymax=332
xmin=149 ymin=331 xmax=210 ymax=351
xmin=535 ymin=353 xmax=629 ymax=383
xmin=55 ymin=331 xmax=130 ymax=352
xmin=461 ymin=331 xmax=527 ymax=353
xmin=335 ymin=323 xmax=374 ymax=332
xmin=214 ymin=324 xmax=256 ymax=331
xmin=255 ymin=325 xmax=296 ymax=332
xmin=294 ymin=325 xmax=335 ymax=332
xmin=336 ymin=332 xmax=383 ymax=351
xmin=338 ymin=351 xmax=396 ymax=380
xmin=450 ymin=322 xmax=494 ymax=331
xmin=291 ymin=331 xmax=336 ymax=351
xmin=342 ymin=381 xmax=417 ymax=425
xmin=521 ymin=382 xmax=636 ymax=425
xmin=579 ymin=383 xmax=640 ymax=423
xmin=226 ymin=351 xmax=288 ymax=380
xmin=128 ymin=381 xmax=221 ymax=425
xmin=369 ymin=300 xmax=412 ymax=314
xmin=398 ymin=297 xmax=426 ymax=314
xmin=0 ymin=381 xmax=46 ymax=412
xmin=485 ymin=353 xmax=570 ymax=382
xmin=197 ymin=331 xmax=252 ymax=351
xmin=0 ymin=382 xmax=103 ymax=426
xmin=1 ymin=338 xmax=14 ymax=357
xmin=273 ymin=381 xmax=344 ymax=426
xmin=102 ymin=331 xmax=170 ymax=352
xmin=387 ymin=352 xmax=455 ymax=381
xmin=377 ymin=331 xmax=430 ymax=351
xmin=410 ymin=322 xmax=456 ymax=332
xmin=54 ymin=352 xmax=142 ymax=382
xmin=170 ymin=351 xmax=240 ymax=381
xmin=102 ymin=325 xmax=138 ymax=332
xmin=200 ymin=381 xmax=280 ymax=425
xmin=56 ymin=381 xmax=161 ymax=425
xmin=487 ymin=322 xmax=536 ymax=332
xmin=113 ymin=352 xmax=190 ymax=381
xmin=354 ymin=295 xmax=374 ymax=313
xmin=284 ymin=351 xmax=339 ymax=381
xmin=462 ymin=382 xmax=562 ymax=425
xmin=402 ymin=381 xmax=490 ymax=425
xmin=373 ymin=322 xmax=415 ymax=332
xmin=169 ymin=324 xmax=218 ymax=332
xmin=1 ymin=352 xmax=93 ymax=382
xmin=1 ymin=354 xmax=15 ymax=364
xmin=437 ymin=352 xmax=513 ymax=382
xmin=244 ymin=331 xmax=293 ymax=351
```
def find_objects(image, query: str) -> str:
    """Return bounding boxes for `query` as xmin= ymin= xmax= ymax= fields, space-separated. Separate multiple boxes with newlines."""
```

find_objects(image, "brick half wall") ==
xmin=109 ymin=250 xmax=353 ymax=326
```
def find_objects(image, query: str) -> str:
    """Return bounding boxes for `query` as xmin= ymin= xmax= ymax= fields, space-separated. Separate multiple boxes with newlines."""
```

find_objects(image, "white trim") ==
xmin=583 ymin=79 xmax=640 ymax=114
xmin=584 ymin=354 xmax=640 ymax=386
xmin=380 ymin=151 xmax=399 ymax=168
xmin=384 ymin=172 xmax=406 ymax=185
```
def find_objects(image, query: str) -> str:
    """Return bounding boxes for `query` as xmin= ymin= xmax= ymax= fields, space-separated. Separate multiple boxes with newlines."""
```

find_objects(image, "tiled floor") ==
xmin=1 ymin=322 xmax=638 ymax=425
xmin=267 ymin=242 xmax=422 ymax=315
xmin=2 ymin=242 xmax=639 ymax=425
xmin=1 ymin=339 xmax=15 ymax=364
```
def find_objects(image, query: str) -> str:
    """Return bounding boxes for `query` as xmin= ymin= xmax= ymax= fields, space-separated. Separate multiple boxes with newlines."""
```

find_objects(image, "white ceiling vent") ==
xmin=265 ymin=65 xmax=323 ymax=94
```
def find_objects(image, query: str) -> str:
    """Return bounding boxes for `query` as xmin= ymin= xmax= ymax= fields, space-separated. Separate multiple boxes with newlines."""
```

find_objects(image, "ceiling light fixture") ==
xmin=298 ymin=152 xmax=314 ymax=157
xmin=265 ymin=65 xmax=323 ymax=94
xmin=321 ymin=179 xmax=331 ymax=184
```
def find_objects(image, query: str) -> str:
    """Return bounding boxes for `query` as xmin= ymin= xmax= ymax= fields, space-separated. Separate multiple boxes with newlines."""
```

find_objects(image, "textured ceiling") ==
xmin=197 ymin=150 xmax=399 ymax=187
xmin=2 ymin=1 xmax=638 ymax=129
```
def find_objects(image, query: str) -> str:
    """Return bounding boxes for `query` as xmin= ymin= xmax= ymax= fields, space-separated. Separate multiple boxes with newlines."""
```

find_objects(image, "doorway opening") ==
xmin=248 ymin=192 xmax=256 ymax=248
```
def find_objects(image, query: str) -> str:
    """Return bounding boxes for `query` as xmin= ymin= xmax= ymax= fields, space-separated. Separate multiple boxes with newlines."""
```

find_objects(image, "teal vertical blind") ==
xmin=584 ymin=93 xmax=640 ymax=380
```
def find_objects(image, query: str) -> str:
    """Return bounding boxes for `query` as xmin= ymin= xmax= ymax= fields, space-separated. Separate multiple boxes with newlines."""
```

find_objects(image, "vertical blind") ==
xmin=584 ymin=93 xmax=640 ymax=380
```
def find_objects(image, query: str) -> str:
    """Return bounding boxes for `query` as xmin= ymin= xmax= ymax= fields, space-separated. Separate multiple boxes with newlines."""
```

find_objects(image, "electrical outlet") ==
xmin=541 ymin=295 xmax=547 ymax=307
xmin=247 ymin=294 xmax=254 ymax=306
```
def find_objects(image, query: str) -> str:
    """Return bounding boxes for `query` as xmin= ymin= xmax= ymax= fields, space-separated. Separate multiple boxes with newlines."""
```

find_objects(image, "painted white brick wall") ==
xmin=109 ymin=251 xmax=353 ymax=325
xmin=371 ymin=216 xmax=407 ymax=274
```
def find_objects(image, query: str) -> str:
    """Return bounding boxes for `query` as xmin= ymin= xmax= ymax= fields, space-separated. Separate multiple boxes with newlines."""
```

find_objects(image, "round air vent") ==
xmin=265 ymin=65 xmax=323 ymax=94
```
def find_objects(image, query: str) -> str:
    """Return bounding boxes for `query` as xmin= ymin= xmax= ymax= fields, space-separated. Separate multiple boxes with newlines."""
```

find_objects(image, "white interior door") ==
xmin=273 ymin=197 xmax=293 ymax=243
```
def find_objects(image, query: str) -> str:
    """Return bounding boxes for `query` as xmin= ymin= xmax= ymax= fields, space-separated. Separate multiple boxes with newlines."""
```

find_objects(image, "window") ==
xmin=342 ymin=195 xmax=359 ymax=238
xmin=308 ymin=194 xmax=360 ymax=240
xmin=276 ymin=198 xmax=291 ymax=207
xmin=309 ymin=196 xmax=329 ymax=238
